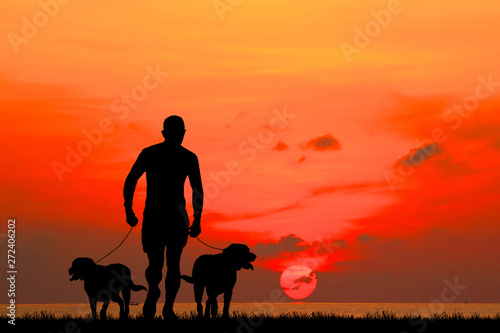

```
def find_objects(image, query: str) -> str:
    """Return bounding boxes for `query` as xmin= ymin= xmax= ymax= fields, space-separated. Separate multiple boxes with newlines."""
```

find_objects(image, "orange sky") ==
xmin=1 ymin=0 xmax=500 ymax=303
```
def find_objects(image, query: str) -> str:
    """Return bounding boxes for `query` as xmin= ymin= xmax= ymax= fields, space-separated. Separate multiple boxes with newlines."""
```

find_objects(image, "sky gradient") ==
xmin=1 ymin=0 xmax=500 ymax=304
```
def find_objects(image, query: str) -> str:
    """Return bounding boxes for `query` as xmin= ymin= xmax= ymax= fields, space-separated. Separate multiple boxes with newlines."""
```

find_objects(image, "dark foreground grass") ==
xmin=3 ymin=311 xmax=500 ymax=333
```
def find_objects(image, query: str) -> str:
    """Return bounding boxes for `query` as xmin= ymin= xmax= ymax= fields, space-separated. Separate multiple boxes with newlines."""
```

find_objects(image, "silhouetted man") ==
xmin=123 ymin=115 xmax=203 ymax=319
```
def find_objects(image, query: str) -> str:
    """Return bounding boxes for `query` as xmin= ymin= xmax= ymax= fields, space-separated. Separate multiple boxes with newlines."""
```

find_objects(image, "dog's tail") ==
xmin=180 ymin=275 xmax=195 ymax=284
xmin=130 ymin=282 xmax=147 ymax=292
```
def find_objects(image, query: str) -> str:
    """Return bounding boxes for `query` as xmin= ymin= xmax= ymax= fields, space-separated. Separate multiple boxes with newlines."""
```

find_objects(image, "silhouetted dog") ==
xmin=181 ymin=244 xmax=256 ymax=318
xmin=68 ymin=257 xmax=146 ymax=319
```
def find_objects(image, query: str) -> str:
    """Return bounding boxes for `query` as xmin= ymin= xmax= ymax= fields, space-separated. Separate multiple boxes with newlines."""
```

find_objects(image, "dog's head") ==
xmin=68 ymin=257 xmax=96 ymax=281
xmin=222 ymin=244 xmax=257 ymax=271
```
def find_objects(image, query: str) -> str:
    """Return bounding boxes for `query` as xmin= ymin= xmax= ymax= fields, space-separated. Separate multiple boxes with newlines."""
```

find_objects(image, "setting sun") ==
xmin=280 ymin=265 xmax=318 ymax=300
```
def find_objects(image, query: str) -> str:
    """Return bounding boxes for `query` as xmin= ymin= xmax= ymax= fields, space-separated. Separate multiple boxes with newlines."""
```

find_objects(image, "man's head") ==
xmin=162 ymin=115 xmax=185 ymax=145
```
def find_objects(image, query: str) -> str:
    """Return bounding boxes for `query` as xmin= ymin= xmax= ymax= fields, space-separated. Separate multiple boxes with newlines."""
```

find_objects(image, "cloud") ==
xmin=254 ymin=234 xmax=349 ymax=271
xmin=357 ymin=234 xmax=374 ymax=242
xmin=201 ymin=201 xmax=302 ymax=226
xmin=253 ymin=234 xmax=309 ymax=258
xmin=332 ymin=239 xmax=347 ymax=249
xmin=301 ymin=134 xmax=340 ymax=151
xmin=273 ymin=140 xmax=289 ymax=151
xmin=282 ymin=285 xmax=300 ymax=291
xmin=254 ymin=234 xmax=348 ymax=259
xmin=310 ymin=182 xmax=384 ymax=197
xmin=282 ymin=272 xmax=316 ymax=290
xmin=396 ymin=142 xmax=443 ymax=168
xmin=294 ymin=272 xmax=315 ymax=284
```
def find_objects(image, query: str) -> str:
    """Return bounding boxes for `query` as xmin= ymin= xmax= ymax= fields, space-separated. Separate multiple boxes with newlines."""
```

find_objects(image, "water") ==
xmin=3 ymin=303 xmax=500 ymax=318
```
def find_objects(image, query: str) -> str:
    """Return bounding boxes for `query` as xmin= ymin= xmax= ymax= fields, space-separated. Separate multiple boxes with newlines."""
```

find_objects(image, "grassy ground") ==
xmin=3 ymin=311 xmax=499 ymax=333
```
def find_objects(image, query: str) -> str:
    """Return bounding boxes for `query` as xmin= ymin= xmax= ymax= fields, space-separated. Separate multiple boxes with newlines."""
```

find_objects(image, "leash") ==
xmin=95 ymin=226 xmax=134 ymax=264
xmin=196 ymin=237 xmax=224 ymax=251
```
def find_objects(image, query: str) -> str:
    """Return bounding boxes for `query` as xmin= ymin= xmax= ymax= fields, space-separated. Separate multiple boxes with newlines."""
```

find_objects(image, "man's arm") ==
xmin=123 ymin=151 xmax=146 ymax=226
xmin=188 ymin=154 xmax=203 ymax=237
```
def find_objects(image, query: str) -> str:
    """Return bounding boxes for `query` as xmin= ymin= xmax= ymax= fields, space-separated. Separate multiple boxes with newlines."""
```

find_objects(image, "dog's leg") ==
xmin=100 ymin=299 xmax=110 ymax=319
xmin=89 ymin=297 xmax=97 ymax=320
xmin=122 ymin=288 xmax=131 ymax=319
xmin=205 ymin=290 xmax=219 ymax=319
xmin=204 ymin=297 xmax=212 ymax=318
xmin=222 ymin=290 xmax=233 ymax=319
xmin=211 ymin=297 xmax=218 ymax=318
xmin=194 ymin=283 xmax=204 ymax=318
xmin=113 ymin=295 xmax=126 ymax=320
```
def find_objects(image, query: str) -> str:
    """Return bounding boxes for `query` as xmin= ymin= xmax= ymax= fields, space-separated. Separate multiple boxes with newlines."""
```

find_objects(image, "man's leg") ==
xmin=162 ymin=245 xmax=183 ymax=319
xmin=143 ymin=246 xmax=165 ymax=319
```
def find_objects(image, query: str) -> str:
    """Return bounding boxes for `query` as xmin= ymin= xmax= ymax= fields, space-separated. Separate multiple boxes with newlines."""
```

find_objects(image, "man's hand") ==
xmin=125 ymin=207 xmax=138 ymax=227
xmin=189 ymin=218 xmax=201 ymax=238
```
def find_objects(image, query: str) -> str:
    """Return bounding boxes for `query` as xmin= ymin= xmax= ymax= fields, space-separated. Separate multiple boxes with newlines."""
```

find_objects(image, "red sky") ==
xmin=1 ymin=0 xmax=500 ymax=304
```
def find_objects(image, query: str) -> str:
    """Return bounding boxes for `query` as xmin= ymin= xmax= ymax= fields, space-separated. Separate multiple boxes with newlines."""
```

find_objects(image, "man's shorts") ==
xmin=141 ymin=211 xmax=189 ymax=253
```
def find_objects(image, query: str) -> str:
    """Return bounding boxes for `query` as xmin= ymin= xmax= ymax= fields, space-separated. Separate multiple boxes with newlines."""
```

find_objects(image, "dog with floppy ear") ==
xmin=68 ymin=257 xmax=146 ymax=319
xmin=181 ymin=244 xmax=256 ymax=318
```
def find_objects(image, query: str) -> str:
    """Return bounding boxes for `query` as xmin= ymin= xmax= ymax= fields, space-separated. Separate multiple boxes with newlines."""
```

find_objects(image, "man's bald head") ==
xmin=162 ymin=115 xmax=185 ymax=145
